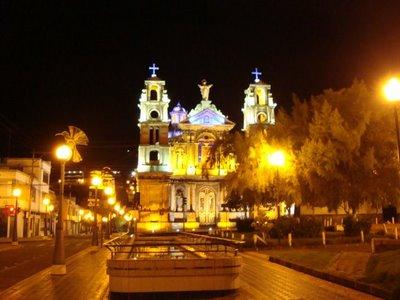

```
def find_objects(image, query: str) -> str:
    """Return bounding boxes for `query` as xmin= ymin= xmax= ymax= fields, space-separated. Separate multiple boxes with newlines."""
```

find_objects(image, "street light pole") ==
xmin=11 ymin=188 xmax=21 ymax=246
xmin=384 ymin=77 xmax=400 ymax=190
xmin=52 ymin=144 xmax=72 ymax=275
xmin=393 ymin=106 xmax=400 ymax=163
xmin=44 ymin=205 xmax=48 ymax=236
xmin=43 ymin=197 xmax=50 ymax=237
xmin=92 ymin=186 xmax=99 ymax=246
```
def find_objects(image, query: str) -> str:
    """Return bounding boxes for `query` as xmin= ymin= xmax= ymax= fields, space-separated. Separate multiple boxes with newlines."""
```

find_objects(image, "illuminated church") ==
xmin=135 ymin=65 xmax=276 ymax=232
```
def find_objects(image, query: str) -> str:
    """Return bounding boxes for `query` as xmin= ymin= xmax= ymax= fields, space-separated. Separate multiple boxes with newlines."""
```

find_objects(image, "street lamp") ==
xmin=53 ymin=144 xmax=72 ymax=275
xmin=106 ymin=197 xmax=116 ymax=239
xmin=11 ymin=187 xmax=21 ymax=245
xmin=104 ymin=186 xmax=114 ymax=196
xmin=124 ymin=214 xmax=133 ymax=234
xmin=48 ymin=204 xmax=55 ymax=236
xmin=384 ymin=77 xmax=400 ymax=162
xmin=43 ymin=197 xmax=50 ymax=236
xmin=91 ymin=175 xmax=102 ymax=246
xmin=268 ymin=150 xmax=285 ymax=167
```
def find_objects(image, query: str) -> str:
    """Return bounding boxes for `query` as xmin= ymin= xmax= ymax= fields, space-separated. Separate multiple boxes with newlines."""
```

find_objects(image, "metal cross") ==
xmin=149 ymin=63 xmax=159 ymax=77
xmin=252 ymin=68 xmax=262 ymax=83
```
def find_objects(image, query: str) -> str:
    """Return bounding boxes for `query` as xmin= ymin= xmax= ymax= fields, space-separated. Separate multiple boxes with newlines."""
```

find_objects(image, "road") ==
xmin=0 ymin=236 xmax=91 ymax=291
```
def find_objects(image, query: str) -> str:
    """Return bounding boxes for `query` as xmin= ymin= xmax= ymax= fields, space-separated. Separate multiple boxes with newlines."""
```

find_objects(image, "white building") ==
xmin=0 ymin=158 xmax=51 ymax=238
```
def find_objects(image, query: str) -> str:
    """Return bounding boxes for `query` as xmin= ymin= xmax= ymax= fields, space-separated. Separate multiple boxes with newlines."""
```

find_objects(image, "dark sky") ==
xmin=1 ymin=1 xmax=400 ymax=172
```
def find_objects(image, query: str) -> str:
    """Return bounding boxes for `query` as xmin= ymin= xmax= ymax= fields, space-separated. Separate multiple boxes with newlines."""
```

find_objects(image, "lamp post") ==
xmin=384 ymin=77 xmax=400 ymax=163
xmin=133 ymin=217 xmax=137 ymax=236
xmin=11 ymin=187 xmax=22 ymax=245
xmin=43 ymin=197 xmax=50 ymax=236
xmin=106 ymin=196 xmax=116 ymax=239
xmin=91 ymin=175 xmax=102 ymax=246
xmin=267 ymin=150 xmax=286 ymax=218
xmin=48 ymin=204 xmax=54 ymax=236
xmin=52 ymin=144 xmax=72 ymax=275
xmin=78 ymin=209 xmax=84 ymax=235
xmin=124 ymin=213 xmax=133 ymax=234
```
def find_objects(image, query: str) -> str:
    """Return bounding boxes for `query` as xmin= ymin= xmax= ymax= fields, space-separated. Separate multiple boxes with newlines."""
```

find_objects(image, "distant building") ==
xmin=0 ymin=158 xmax=51 ymax=238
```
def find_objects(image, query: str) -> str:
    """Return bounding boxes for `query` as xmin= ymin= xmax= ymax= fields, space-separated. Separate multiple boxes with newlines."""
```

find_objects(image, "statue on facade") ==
xmin=198 ymin=79 xmax=213 ymax=100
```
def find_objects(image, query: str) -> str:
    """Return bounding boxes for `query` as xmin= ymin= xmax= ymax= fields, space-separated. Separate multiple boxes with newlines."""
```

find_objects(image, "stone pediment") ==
xmin=187 ymin=108 xmax=226 ymax=125
xmin=184 ymin=99 xmax=233 ymax=126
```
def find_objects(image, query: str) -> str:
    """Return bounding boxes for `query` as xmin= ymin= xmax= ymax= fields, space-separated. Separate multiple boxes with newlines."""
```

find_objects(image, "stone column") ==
xmin=171 ymin=184 xmax=176 ymax=212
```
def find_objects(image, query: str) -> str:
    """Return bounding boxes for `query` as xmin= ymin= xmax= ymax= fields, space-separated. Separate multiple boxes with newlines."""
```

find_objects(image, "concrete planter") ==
xmin=107 ymin=256 xmax=241 ymax=293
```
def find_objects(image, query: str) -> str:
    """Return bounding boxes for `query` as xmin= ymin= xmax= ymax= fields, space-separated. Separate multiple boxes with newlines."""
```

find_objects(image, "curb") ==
xmin=269 ymin=256 xmax=391 ymax=299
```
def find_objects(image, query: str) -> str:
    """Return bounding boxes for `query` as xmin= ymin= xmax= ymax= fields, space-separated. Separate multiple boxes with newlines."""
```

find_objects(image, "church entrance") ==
xmin=198 ymin=187 xmax=216 ymax=224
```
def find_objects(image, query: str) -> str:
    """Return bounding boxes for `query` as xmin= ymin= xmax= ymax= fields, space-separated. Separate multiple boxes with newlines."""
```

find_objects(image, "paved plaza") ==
xmin=0 ymin=245 xmax=381 ymax=300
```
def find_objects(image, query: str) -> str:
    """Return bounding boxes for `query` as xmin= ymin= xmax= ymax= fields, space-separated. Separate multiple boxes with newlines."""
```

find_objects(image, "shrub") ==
xmin=236 ymin=218 xmax=254 ymax=232
xmin=268 ymin=216 xmax=323 ymax=239
xmin=293 ymin=216 xmax=323 ymax=238
xmin=376 ymin=229 xmax=386 ymax=236
xmin=268 ymin=217 xmax=297 ymax=239
xmin=325 ymin=225 xmax=336 ymax=232
xmin=343 ymin=216 xmax=372 ymax=236
xmin=390 ymin=285 xmax=400 ymax=300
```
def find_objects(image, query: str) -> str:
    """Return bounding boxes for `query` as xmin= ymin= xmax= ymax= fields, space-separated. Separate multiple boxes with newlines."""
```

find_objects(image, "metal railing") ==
xmin=103 ymin=232 xmax=131 ymax=258
xmin=104 ymin=232 xmax=243 ymax=259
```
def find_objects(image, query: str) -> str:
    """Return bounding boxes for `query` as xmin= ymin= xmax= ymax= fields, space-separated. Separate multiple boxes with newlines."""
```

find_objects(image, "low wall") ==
xmin=107 ymin=256 xmax=242 ymax=293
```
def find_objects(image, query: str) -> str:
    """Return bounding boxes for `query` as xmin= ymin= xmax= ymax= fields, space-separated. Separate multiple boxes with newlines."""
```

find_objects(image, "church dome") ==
xmin=172 ymin=102 xmax=187 ymax=113
xmin=170 ymin=102 xmax=187 ymax=125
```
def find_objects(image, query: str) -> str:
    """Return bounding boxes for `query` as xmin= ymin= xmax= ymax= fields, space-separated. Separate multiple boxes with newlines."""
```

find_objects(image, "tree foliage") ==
xmin=210 ymin=81 xmax=399 ymax=214
xmin=208 ymin=125 xmax=299 ymax=210
xmin=270 ymin=81 xmax=399 ymax=213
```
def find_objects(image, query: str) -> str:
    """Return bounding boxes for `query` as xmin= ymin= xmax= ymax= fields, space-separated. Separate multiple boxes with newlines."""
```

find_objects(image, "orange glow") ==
xmin=384 ymin=77 xmax=400 ymax=102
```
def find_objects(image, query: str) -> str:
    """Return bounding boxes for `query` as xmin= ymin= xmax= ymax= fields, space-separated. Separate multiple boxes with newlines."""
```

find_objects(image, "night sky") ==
xmin=2 ymin=1 xmax=400 ymax=173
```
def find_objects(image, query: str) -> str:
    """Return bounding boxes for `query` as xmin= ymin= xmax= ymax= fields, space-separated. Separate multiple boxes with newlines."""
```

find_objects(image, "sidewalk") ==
xmin=0 ymin=236 xmax=53 ymax=244
xmin=0 ymin=246 xmax=110 ymax=300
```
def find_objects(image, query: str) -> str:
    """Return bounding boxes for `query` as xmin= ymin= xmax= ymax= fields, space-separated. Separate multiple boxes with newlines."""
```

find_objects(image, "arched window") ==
xmin=255 ymin=88 xmax=266 ymax=105
xmin=149 ymin=150 xmax=159 ymax=163
xmin=150 ymin=90 xmax=158 ymax=101
xmin=149 ymin=128 xmax=154 ymax=144
xmin=155 ymin=128 xmax=159 ymax=143
xmin=257 ymin=113 xmax=267 ymax=124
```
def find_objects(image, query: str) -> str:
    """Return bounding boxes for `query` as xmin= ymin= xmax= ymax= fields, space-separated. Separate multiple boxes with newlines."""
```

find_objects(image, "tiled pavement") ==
xmin=0 ymin=246 xmax=109 ymax=300
xmin=0 ymin=248 xmax=381 ymax=300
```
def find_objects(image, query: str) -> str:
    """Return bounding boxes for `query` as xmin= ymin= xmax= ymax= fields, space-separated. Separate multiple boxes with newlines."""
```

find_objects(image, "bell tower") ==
xmin=242 ymin=68 xmax=277 ymax=131
xmin=137 ymin=63 xmax=171 ymax=173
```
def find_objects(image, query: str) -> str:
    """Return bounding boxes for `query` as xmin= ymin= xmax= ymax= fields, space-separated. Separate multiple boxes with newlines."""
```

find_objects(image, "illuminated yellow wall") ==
xmin=170 ymin=141 xmax=236 ymax=177
xmin=255 ymin=88 xmax=266 ymax=105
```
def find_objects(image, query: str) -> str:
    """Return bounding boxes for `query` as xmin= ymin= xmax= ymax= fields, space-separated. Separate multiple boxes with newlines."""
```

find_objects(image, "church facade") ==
xmin=135 ymin=65 xmax=276 ymax=232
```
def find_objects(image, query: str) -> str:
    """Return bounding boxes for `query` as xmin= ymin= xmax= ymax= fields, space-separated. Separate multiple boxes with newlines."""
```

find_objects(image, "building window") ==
xmin=150 ymin=90 xmax=158 ymax=101
xmin=155 ymin=128 xmax=159 ymax=143
xmin=43 ymin=172 xmax=50 ymax=185
xmin=149 ymin=128 xmax=154 ymax=144
xmin=257 ymin=113 xmax=267 ymax=123
xmin=150 ymin=110 xmax=159 ymax=119
xmin=149 ymin=150 xmax=159 ymax=163
xmin=256 ymin=88 xmax=266 ymax=105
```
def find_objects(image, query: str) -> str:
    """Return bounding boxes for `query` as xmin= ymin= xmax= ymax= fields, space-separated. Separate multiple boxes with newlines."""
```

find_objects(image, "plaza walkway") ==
xmin=0 ymin=248 xmax=381 ymax=299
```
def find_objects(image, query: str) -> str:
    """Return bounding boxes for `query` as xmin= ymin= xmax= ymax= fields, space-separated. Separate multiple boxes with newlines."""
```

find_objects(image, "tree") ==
xmin=207 ymin=125 xmax=299 ymax=212
xmin=294 ymin=81 xmax=399 ymax=213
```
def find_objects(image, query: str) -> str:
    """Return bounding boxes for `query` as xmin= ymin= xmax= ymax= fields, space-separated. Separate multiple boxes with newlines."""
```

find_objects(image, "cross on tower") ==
xmin=149 ymin=63 xmax=159 ymax=77
xmin=252 ymin=68 xmax=262 ymax=83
